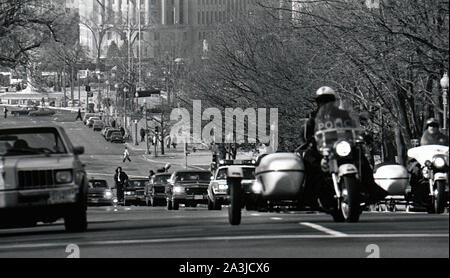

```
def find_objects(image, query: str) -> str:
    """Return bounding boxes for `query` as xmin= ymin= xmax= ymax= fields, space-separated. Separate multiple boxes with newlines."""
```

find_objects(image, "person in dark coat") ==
xmin=114 ymin=167 xmax=129 ymax=204
xmin=76 ymin=108 xmax=82 ymax=121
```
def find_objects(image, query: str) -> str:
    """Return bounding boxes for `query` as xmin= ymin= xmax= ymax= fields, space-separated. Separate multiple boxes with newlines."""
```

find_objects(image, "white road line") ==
xmin=270 ymin=217 xmax=283 ymax=221
xmin=300 ymin=222 xmax=348 ymax=237
xmin=0 ymin=233 xmax=447 ymax=251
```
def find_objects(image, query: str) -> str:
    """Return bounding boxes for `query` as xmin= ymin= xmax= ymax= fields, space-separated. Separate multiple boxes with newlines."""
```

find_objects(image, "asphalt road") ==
xmin=0 ymin=111 xmax=448 ymax=259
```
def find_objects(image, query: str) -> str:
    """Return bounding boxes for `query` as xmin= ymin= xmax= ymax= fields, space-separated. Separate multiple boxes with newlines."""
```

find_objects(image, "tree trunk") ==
xmin=394 ymin=125 xmax=407 ymax=166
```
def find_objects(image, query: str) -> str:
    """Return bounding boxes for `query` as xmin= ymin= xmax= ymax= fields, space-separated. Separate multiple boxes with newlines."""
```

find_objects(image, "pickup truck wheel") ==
xmin=64 ymin=202 xmax=87 ymax=233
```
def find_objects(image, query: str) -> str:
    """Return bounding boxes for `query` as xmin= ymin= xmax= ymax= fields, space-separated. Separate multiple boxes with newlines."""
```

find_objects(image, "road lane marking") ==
xmin=0 ymin=233 xmax=447 ymax=251
xmin=270 ymin=217 xmax=283 ymax=221
xmin=300 ymin=222 xmax=348 ymax=237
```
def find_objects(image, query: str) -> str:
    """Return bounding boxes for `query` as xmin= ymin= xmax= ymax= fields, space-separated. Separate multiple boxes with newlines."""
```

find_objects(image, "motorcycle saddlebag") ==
xmin=373 ymin=164 xmax=409 ymax=196
xmin=255 ymin=153 xmax=305 ymax=199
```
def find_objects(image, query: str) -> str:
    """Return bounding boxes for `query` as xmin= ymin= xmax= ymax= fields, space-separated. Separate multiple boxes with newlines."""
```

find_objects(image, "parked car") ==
xmin=0 ymin=125 xmax=88 ymax=232
xmin=92 ymin=120 xmax=104 ymax=131
xmin=124 ymin=178 xmax=149 ymax=206
xmin=88 ymin=179 xmax=114 ymax=206
xmin=28 ymin=108 xmax=56 ymax=116
xmin=87 ymin=117 xmax=100 ymax=128
xmin=109 ymin=131 xmax=125 ymax=143
xmin=104 ymin=128 xmax=120 ymax=141
xmin=166 ymin=170 xmax=211 ymax=210
xmin=82 ymin=113 xmax=98 ymax=125
xmin=146 ymin=173 xmax=171 ymax=206
xmin=101 ymin=126 xmax=113 ymax=137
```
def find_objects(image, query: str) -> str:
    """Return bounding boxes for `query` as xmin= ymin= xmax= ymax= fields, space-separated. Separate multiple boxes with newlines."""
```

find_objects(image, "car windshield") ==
xmin=127 ymin=180 xmax=148 ymax=188
xmin=111 ymin=131 xmax=121 ymax=136
xmin=153 ymin=175 xmax=171 ymax=184
xmin=176 ymin=172 xmax=211 ymax=182
xmin=89 ymin=180 xmax=108 ymax=188
xmin=0 ymin=129 xmax=67 ymax=156
xmin=216 ymin=167 xmax=254 ymax=180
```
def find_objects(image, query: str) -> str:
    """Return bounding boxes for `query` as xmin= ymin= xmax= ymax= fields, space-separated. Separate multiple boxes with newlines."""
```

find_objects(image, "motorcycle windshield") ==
xmin=407 ymin=145 xmax=449 ymax=166
xmin=314 ymin=101 xmax=363 ymax=150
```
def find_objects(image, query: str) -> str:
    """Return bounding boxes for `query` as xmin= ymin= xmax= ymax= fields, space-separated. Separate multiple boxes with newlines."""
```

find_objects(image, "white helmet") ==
xmin=315 ymin=86 xmax=337 ymax=103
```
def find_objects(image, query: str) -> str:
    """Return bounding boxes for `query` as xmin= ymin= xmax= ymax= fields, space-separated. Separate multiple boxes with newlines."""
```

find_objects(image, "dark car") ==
xmin=88 ymin=179 xmax=114 ymax=206
xmin=166 ymin=170 xmax=211 ymax=210
xmin=124 ymin=178 xmax=149 ymax=206
xmin=146 ymin=173 xmax=171 ymax=206
xmin=0 ymin=125 xmax=88 ymax=232
xmin=105 ymin=128 xmax=120 ymax=141
xmin=28 ymin=108 xmax=55 ymax=116
xmin=109 ymin=131 xmax=124 ymax=143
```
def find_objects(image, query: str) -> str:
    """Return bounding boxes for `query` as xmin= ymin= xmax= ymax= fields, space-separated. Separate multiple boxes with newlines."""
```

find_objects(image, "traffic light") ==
xmin=85 ymin=85 xmax=91 ymax=92
xmin=155 ymin=126 xmax=159 ymax=133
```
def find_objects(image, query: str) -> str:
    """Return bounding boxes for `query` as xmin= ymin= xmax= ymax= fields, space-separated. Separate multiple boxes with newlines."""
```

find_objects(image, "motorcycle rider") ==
xmin=420 ymin=118 xmax=448 ymax=146
xmin=301 ymin=86 xmax=387 ymax=209
xmin=408 ymin=118 xmax=448 ymax=204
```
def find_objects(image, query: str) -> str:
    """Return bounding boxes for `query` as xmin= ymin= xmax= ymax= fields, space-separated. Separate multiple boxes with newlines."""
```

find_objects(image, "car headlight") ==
xmin=55 ymin=170 xmax=73 ymax=183
xmin=251 ymin=180 xmax=263 ymax=194
xmin=335 ymin=141 xmax=351 ymax=157
xmin=104 ymin=190 xmax=113 ymax=199
xmin=218 ymin=184 xmax=228 ymax=191
xmin=125 ymin=191 xmax=133 ymax=196
xmin=173 ymin=186 xmax=185 ymax=194
xmin=433 ymin=157 xmax=446 ymax=169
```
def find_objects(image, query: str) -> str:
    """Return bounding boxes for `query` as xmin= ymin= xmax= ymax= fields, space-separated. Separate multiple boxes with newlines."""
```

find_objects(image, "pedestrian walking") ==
xmin=123 ymin=146 xmax=131 ymax=162
xmin=3 ymin=107 xmax=7 ymax=119
xmin=114 ymin=167 xmax=128 ymax=204
xmin=140 ymin=128 xmax=146 ymax=142
xmin=75 ymin=108 xmax=82 ymax=121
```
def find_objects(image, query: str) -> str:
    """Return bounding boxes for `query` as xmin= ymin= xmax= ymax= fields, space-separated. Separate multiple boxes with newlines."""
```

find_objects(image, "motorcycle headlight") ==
xmin=335 ymin=141 xmax=351 ymax=157
xmin=173 ymin=186 xmax=185 ymax=194
xmin=55 ymin=170 xmax=73 ymax=183
xmin=251 ymin=180 xmax=263 ymax=194
xmin=433 ymin=157 xmax=446 ymax=169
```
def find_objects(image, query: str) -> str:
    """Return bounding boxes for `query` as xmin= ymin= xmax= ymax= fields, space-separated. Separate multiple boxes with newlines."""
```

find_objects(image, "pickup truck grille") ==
xmin=185 ymin=187 xmax=207 ymax=195
xmin=18 ymin=170 xmax=55 ymax=189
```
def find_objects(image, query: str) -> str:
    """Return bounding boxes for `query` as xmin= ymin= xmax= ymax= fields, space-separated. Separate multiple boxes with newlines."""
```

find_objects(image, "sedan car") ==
xmin=208 ymin=161 xmax=261 ymax=211
xmin=28 ymin=108 xmax=56 ymax=117
xmin=87 ymin=117 xmax=100 ymax=128
xmin=166 ymin=170 xmax=211 ymax=210
xmin=146 ymin=173 xmax=171 ymax=206
xmin=83 ymin=113 xmax=98 ymax=125
xmin=0 ymin=125 xmax=88 ymax=232
xmin=88 ymin=179 xmax=114 ymax=206
xmin=124 ymin=178 xmax=149 ymax=206
xmin=109 ymin=131 xmax=124 ymax=143
xmin=92 ymin=120 xmax=104 ymax=131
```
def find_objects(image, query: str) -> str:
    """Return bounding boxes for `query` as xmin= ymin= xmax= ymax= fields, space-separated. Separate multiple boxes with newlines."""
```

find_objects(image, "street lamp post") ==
xmin=124 ymin=86 xmax=128 ymax=129
xmin=440 ymin=72 xmax=449 ymax=131
xmin=144 ymin=99 xmax=150 ymax=155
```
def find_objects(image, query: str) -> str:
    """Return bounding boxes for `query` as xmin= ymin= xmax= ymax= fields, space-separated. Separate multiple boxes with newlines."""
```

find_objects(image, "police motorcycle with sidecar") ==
xmin=407 ymin=144 xmax=449 ymax=213
xmin=307 ymin=101 xmax=378 ymax=222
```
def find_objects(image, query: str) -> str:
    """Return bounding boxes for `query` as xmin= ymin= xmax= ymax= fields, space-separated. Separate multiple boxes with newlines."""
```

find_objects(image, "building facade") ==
xmin=71 ymin=0 xmax=258 ymax=62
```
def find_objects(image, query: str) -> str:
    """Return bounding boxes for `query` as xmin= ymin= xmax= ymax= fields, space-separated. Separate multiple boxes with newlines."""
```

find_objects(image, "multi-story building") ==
xmin=72 ymin=0 xmax=258 ymax=62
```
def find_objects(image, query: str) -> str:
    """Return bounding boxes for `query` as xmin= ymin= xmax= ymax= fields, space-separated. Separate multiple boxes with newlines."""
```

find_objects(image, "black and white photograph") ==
xmin=0 ymin=0 xmax=448 ymax=265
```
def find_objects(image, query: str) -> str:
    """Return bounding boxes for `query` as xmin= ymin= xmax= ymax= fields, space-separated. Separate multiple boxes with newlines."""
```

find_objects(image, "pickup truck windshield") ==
xmin=0 ymin=129 xmax=67 ymax=156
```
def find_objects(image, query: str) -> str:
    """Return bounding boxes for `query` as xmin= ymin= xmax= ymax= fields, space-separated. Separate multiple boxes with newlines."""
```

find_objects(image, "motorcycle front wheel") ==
xmin=337 ymin=175 xmax=361 ymax=223
xmin=434 ymin=180 xmax=447 ymax=214
xmin=228 ymin=179 xmax=242 ymax=225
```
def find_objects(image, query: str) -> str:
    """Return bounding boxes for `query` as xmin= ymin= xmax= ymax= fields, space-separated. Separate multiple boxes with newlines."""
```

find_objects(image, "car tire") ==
xmin=64 ymin=202 xmax=87 ymax=233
